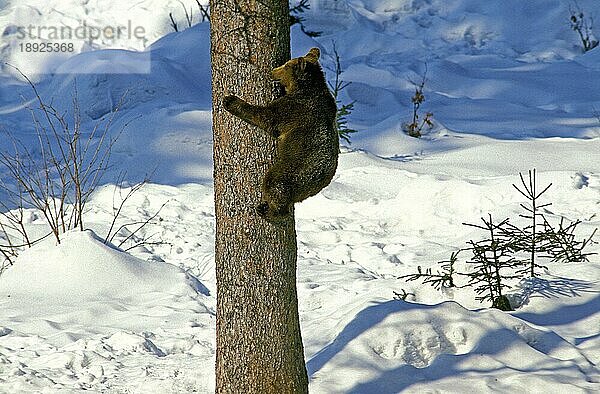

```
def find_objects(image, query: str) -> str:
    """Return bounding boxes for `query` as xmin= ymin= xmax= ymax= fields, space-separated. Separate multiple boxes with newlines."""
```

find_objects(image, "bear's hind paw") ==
xmin=256 ymin=201 xmax=269 ymax=216
xmin=256 ymin=202 xmax=290 ymax=223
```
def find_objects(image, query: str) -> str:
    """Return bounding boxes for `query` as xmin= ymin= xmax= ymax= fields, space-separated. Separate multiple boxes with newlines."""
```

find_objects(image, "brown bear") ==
xmin=223 ymin=47 xmax=338 ymax=222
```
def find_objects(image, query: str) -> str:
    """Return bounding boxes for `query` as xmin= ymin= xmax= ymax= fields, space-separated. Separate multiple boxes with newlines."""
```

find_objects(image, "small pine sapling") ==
xmin=336 ymin=102 xmax=356 ymax=145
xmin=328 ymin=42 xmax=358 ymax=145
xmin=502 ymin=168 xmax=596 ymax=272
xmin=463 ymin=215 xmax=521 ymax=311
xmin=539 ymin=216 xmax=597 ymax=263
xmin=507 ymin=169 xmax=553 ymax=277
xmin=569 ymin=3 xmax=599 ymax=52
xmin=393 ymin=289 xmax=415 ymax=301
xmin=402 ymin=67 xmax=433 ymax=138
xmin=399 ymin=251 xmax=458 ymax=291
xmin=399 ymin=169 xmax=598 ymax=309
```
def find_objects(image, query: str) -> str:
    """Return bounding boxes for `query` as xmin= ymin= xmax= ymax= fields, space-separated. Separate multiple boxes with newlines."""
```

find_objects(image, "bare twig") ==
xmin=0 ymin=64 xmax=129 ymax=253
xmin=105 ymin=174 xmax=150 ymax=244
xmin=169 ymin=12 xmax=179 ymax=32
xmin=403 ymin=65 xmax=434 ymax=138
xmin=116 ymin=200 xmax=169 ymax=249
xmin=178 ymin=0 xmax=193 ymax=27
xmin=569 ymin=2 xmax=599 ymax=52
xmin=195 ymin=0 xmax=210 ymax=22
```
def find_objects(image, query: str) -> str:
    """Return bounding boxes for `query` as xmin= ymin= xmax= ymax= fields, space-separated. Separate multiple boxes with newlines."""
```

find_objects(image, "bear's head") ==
xmin=272 ymin=47 xmax=324 ymax=94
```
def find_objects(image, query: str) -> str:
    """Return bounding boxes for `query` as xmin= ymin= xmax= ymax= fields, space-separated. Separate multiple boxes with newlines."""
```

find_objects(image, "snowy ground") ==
xmin=0 ymin=0 xmax=599 ymax=392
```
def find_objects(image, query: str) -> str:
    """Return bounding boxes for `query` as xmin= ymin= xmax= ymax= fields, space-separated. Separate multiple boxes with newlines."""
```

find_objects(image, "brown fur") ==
xmin=223 ymin=48 xmax=338 ymax=222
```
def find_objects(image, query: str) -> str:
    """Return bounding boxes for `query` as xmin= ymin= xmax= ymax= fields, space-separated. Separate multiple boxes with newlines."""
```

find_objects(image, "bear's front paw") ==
xmin=223 ymin=95 xmax=239 ymax=112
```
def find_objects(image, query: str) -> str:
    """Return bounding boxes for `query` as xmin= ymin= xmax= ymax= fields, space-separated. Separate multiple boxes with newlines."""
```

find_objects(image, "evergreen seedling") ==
xmin=463 ymin=215 xmax=520 ymax=311
xmin=328 ymin=41 xmax=358 ymax=145
xmin=540 ymin=216 xmax=597 ymax=263
xmin=508 ymin=169 xmax=552 ymax=277
xmin=398 ymin=251 xmax=458 ymax=291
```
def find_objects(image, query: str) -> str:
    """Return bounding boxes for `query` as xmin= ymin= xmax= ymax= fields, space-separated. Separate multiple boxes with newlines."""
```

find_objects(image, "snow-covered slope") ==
xmin=0 ymin=230 xmax=215 ymax=392
xmin=0 ymin=0 xmax=209 ymax=77
xmin=0 ymin=0 xmax=599 ymax=392
xmin=307 ymin=300 xmax=597 ymax=393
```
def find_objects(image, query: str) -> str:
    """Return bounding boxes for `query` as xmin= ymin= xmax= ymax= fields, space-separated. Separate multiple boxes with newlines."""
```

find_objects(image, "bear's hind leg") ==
xmin=256 ymin=169 xmax=293 ymax=222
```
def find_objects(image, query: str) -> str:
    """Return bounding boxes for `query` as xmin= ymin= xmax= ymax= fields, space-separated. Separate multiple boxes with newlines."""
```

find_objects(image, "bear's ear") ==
xmin=297 ymin=57 xmax=307 ymax=71
xmin=304 ymin=47 xmax=320 ymax=64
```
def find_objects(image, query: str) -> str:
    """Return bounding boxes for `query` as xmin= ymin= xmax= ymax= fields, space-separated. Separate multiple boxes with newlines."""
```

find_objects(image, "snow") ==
xmin=1 ymin=0 xmax=600 ymax=392
xmin=0 ymin=230 xmax=209 ymax=302
xmin=0 ymin=230 xmax=215 ymax=392
xmin=306 ymin=300 xmax=597 ymax=393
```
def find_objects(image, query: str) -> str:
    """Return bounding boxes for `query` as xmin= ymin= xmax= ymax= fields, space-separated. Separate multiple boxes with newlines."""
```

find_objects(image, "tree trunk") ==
xmin=209 ymin=1 xmax=308 ymax=393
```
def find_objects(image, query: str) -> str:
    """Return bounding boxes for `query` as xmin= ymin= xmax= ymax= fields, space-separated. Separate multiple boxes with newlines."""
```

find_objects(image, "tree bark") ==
xmin=209 ymin=1 xmax=308 ymax=393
